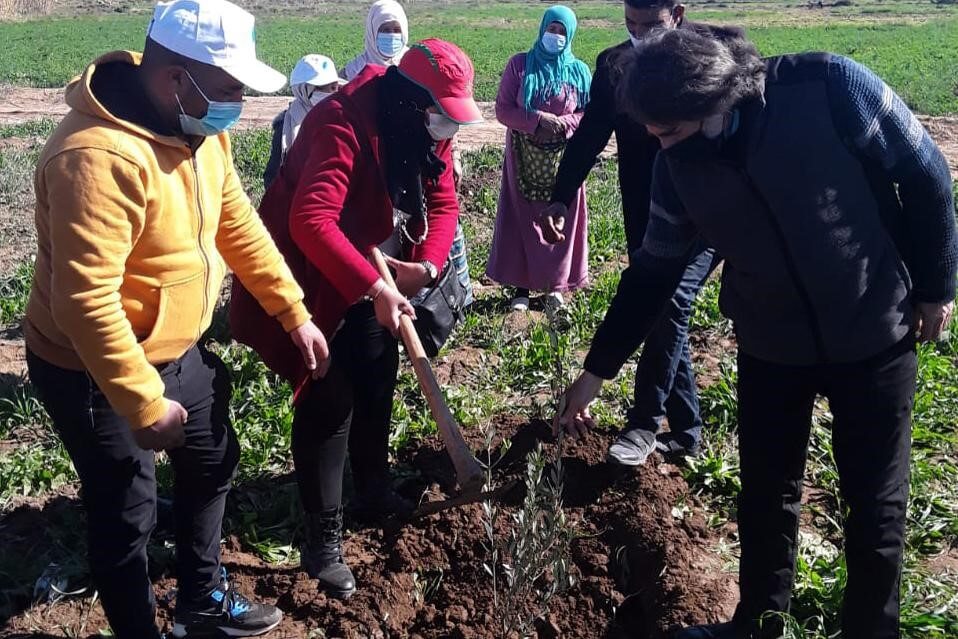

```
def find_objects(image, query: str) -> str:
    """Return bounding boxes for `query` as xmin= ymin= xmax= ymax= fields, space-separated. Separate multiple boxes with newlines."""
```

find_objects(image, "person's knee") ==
xmin=87 ymin=496 xmax=157 ymax=570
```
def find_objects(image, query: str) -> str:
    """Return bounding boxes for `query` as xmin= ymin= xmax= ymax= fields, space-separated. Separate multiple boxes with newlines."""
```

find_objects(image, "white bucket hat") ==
xmin=290 ymin=54 xmax=346 ymax=88
xmin=147 ymin=0 xmax=286 ymax=93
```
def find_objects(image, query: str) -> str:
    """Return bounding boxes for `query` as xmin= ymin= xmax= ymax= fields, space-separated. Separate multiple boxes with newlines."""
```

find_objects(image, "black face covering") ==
xmin=376 ymin=67 xmax=447 ymax=223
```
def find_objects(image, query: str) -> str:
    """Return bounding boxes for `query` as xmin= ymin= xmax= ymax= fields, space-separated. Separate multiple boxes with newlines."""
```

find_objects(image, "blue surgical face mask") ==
xmin=377 ymin=32 xmax=404 ymax=58
xmin=176 ymin=70 xmax=243 ymax=137
xmin=541 ymin=32 xmax=567 ymax=55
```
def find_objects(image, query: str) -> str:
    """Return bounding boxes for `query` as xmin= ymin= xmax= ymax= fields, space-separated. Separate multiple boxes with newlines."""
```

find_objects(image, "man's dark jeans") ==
xmin=734 ymin=337 xmax=916 ymax=639
xmin=627 ymin=242 xmax=719 ymax=447
xmin=27 ymin=345 xmax=239 ymax=639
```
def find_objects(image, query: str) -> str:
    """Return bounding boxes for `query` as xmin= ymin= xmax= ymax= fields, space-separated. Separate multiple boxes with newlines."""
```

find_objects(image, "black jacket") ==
xmin=550 ymin=21 xmax=746 ymax=252
xmin=584 ymin=53 xmax=957 ymax=377
xmin=263 ymin=110 xmax=286 ymax=192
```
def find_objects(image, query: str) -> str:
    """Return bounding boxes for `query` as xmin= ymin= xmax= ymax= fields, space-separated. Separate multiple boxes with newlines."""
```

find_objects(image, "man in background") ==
xmin=542 ymin=0 xmax=743 ymax=466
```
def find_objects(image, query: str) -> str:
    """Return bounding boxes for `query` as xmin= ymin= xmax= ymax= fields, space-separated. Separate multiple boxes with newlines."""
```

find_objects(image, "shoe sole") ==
xmin=305 ymin=568 xmax=357 ymax=600
xmin=171 ymin=618 xmax=282 ymax=638
xmin=606 ymin=451 xmax=650 ymax=467
xmin=324 ymin=585 xmax=357 ymax=600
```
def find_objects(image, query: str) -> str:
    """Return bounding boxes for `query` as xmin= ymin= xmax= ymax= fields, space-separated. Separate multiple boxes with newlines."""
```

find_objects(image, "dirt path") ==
xmin=0 ymin=86 xmax=607 ymax=152
xmin=7 ymin=87 xmax=958 ymax=178
xmin=0 ymin=87 xmax=555 ymax=153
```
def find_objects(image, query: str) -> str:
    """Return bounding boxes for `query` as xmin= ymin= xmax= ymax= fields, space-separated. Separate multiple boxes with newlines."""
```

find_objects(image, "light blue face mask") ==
xmin=541 ymin=32 xmax=567 ymax=55
xmin=176 ymin=70 xmax=243 ymax=137
xmin=376 ymin=32 xmax=404 ymax=58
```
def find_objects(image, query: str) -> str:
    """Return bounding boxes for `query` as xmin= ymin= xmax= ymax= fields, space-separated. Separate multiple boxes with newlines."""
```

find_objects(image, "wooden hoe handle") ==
xmin=371 ymin=248 xmax=484 ymax=494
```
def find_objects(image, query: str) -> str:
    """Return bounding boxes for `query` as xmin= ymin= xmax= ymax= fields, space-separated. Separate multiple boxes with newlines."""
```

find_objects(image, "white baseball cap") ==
xmin=290 ymin=54 xmax=346 ymax=88
xmin=147 ymin=0 xmax=286 ymax=93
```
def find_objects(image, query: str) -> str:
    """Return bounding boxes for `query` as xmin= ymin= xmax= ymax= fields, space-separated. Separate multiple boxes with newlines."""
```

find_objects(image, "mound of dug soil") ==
xmin=3 ymin=418 xmax=735 ymax=639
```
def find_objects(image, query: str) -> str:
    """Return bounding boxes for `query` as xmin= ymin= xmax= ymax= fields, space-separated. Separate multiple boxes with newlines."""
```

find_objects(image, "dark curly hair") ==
xmin=615 ymin=28 xmax=766 ymax=125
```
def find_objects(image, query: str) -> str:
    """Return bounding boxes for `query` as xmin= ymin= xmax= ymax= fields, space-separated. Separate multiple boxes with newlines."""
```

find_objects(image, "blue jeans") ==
xmin=450 ymin=223 xmax=473 ymax=306
xmin=626 ymin=242 xmax=719 ymax=447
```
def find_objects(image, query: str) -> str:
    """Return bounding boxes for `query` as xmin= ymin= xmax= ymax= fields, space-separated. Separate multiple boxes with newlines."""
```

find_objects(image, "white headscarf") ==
xmin=281 ymin=83 xmax=316 ymax=153
xmin=343 ymin=0 xmax=410 ymax=81
xmin=281 ymin=55 xmax=342 ymax=152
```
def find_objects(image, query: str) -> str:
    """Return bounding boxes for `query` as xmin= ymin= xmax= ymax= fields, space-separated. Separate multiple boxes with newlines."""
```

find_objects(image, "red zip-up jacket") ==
xmin=231 ymin=65 xmax=459 ymax=385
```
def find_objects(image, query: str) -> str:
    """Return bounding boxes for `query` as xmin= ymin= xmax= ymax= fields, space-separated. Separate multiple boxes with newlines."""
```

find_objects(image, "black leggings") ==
xmin=292 ymin=302 xmax=399 ymax=514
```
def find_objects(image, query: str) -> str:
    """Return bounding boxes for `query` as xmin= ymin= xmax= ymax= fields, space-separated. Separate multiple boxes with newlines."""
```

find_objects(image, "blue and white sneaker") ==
xmin=171 ymin=569 xmax=282 ymax=637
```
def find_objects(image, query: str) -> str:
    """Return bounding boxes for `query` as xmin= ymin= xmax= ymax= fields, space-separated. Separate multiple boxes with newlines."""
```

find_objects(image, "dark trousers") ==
xmin=292 ymin=302 xmax=399 ymax=513
xmin=26 ymin=345 xmax=239 ymax=639
xmin=733 ymin=338 xmax=916 ymax=639
xmin=627 ymin=241 xmax=719 ymax=445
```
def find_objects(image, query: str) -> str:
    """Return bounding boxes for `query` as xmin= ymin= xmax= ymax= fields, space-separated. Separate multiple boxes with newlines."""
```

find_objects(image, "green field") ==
xmin=2 ymin=2 xmax=958 ymax=113
xmin=2 ymin=121 xmax=957 ymax=636
xmin=1 ymin=1 xmax=957 ymax=636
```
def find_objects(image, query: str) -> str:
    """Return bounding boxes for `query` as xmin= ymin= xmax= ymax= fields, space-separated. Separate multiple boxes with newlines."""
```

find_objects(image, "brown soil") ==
xmin=920 ymin=116 xmax=958 ymax=179
xmin=1 ymin=417 xmax=736 ymax=638
xmin=0 ymin=89 xmax=603 ymax=157
xmin=925 ymin=547 xmax=958 ymax=577
xmin=0 ymin=338 xmax=26 ymax=378
xmin=432 ymin=345 xmax=497 ymax=387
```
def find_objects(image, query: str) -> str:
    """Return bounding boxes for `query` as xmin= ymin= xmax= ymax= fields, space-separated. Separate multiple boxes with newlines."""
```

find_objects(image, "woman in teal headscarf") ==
xmin=486 ymin=5 xmax=593 ymax=312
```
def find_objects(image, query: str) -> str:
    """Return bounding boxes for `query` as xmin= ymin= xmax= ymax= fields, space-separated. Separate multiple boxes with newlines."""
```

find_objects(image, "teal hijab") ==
xmin=521 ymin=5 xmax=592 ymax=112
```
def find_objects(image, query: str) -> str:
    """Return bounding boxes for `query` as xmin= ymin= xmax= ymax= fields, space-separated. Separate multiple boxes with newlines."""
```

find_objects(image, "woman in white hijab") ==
xmin=342 ymin=0 xmax=410 ymax=81
xmin=342 ymin=0 xmax=475 ymax=308
xmin=264 ymin=54 xmax=345 ymax=190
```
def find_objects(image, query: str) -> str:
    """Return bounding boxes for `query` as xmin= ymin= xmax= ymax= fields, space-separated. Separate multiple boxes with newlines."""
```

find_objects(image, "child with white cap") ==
xmin=24 ymin=0 xmax=329 ymax=637
xmin=264 ymin=54 xmax=346 ymax=190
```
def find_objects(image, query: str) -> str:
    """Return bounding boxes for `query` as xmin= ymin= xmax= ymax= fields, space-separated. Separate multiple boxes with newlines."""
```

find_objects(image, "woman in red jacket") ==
xmin=232 ymin=39 xmax=481 ymax=599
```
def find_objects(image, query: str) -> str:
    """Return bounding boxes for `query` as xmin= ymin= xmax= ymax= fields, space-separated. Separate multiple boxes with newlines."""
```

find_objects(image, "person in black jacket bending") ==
xmin=555 ymin=29 xmax=957 ymax=639
xmin=543 ymin=0 xmax=744 ymax=465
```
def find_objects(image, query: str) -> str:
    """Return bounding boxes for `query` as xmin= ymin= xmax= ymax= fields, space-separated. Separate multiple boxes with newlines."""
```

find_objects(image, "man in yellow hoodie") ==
xmin=23 ymin=1 xmax=329 ymax=637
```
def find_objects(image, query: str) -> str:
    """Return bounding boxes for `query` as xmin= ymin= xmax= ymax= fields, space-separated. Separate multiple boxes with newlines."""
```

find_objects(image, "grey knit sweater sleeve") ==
xmin=827 ymin=55 xmax=957 ymax=303
xmin=583 ymin=160 xmax=698 ymax=379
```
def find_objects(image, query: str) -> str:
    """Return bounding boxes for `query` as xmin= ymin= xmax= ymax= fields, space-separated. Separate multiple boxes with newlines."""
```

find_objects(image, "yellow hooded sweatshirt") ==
xmin=25 ymin=51 xmax=310 ymax=429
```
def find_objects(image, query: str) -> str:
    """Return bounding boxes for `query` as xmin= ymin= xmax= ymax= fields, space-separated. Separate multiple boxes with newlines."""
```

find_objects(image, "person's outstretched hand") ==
xmin=916 ymin=301 xmax=955 ymax=342
xmin=554 ymin=371 xmax=603 ymax=440
xmin=133 ymin=400 xmax=188 ymax=451
xmin=289 ymin=320 xmax=331 ymax=379
xmin=540 ymin=202 xmax=568 ymax=244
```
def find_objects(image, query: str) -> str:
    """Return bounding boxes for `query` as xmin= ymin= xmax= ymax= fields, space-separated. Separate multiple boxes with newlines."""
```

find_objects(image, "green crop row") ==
xmin=1 ymin=7 xmax=957 ymax=113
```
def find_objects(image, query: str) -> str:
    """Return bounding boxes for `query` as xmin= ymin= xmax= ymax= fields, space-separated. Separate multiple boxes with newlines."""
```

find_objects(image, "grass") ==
xmin=0 ymin=140 xmax=41 ymax=210
xmin=0 ymin=379 xmax=73 ymax=500
xmin=0 ymin=44 xmax=957 ymax=630
xmin=1 ymin=4 xmax=958 ymax=113
xmin=683 ymin=319 xmax=958 ymax=638
xmin=0 ymin=119 xmax=56 ymax=139
xmin=0 ymin=260 xmax=33 ymax=324
xmin=231 ymin=128 xmax=273 ymax=207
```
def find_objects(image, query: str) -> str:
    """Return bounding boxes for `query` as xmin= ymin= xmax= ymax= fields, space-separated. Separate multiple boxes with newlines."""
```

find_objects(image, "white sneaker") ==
xmin=608 ymin=428 xmax=658 ymax=466
xmin=543 ymin=291 xmax=564 ymax=310
xmin=510 ymin=296 xmax=530 ymax=311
